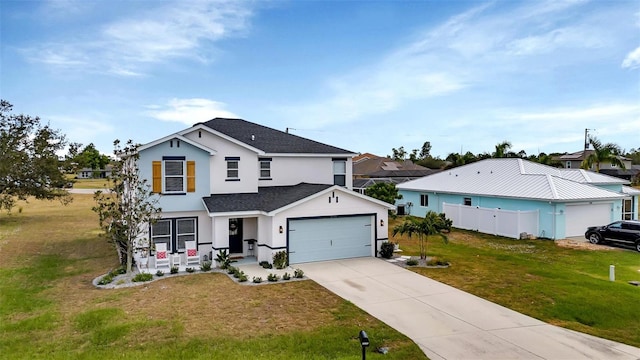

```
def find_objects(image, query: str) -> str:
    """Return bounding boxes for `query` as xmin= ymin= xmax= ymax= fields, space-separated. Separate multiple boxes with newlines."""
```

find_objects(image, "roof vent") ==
xmin=251 ymin=134 xmax=255 ymax=141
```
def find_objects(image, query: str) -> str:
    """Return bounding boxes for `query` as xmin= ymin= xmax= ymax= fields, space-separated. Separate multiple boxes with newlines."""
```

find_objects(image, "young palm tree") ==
xmin=581 ymin=136 xmax=626 ymax=172
xmin=392 ymin=211 xmax=449 ymax=259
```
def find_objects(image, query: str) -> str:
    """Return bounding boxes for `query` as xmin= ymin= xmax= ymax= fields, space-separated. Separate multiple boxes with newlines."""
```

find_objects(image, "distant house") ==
xmin=76 ymin=165 xmax=113 ymax=179
xmin=397 ymin=158 xmax=639 ymax=240
xmin=352 ymin=153 xmax=438 ymax=194
xmin=557 ymin=150 xmax=639 ymax=182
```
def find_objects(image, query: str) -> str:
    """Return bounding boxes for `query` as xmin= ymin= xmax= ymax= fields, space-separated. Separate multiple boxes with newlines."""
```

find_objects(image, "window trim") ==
xmin=566 ymin=161 xmax=571 ymax=169
xmin=151 ymin=217 xmax=198 ymax=253
xmin=333 ymin=158 xmax=347 ymax=187
xmin=225 ymin=157 xmax=240 ymax=181
xmin=420 ymin=194 xmax=429 ymax=207
xmin=464 ymin=197 xmax=472 ymax=206
xmin=259 ymin=158 xmax=272 ymax=180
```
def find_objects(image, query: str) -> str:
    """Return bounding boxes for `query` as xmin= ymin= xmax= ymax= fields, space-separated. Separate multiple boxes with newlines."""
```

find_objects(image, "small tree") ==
xmin=365 ymin=182 xmax=402 ymax=205
xmin=581 ymin=136 xmax=625 ymax=172
xmin=0 ymin=100 xmax=70 ymax=212
xmin=93 ymin=140 xmax=161 ymax=273
xmin=392 ymin=211 xmax=449 ymax=259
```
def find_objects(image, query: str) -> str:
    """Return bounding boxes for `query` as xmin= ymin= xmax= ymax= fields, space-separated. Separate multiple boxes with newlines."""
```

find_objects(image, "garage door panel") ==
xmin=565 ymin=203 xmax=610 ymax=237
xmin=289 ymin=216 xmax=372 ymax=264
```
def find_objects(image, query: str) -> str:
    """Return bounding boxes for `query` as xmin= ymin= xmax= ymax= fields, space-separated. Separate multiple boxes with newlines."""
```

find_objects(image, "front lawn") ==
xmin=0 ymin=196 xmax=426 ymax=359
xmin=390 ymin=216 xmax=640 ymax=348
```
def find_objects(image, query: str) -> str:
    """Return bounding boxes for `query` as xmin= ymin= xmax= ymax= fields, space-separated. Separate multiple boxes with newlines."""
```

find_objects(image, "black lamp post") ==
xmin=359 ymin=330 xmax=369 ymax=360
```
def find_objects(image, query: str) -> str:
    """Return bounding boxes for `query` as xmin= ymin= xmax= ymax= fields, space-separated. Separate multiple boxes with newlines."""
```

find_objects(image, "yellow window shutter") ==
xmin=187 ymin=161 xmax=196 ymax=192
xmin=152 ymin=161 xmax=162 ymax=193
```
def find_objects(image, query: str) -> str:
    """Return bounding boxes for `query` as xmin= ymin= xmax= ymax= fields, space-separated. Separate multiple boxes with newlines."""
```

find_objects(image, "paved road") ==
xmin=296 ymin=257 xmax=640 ymax=360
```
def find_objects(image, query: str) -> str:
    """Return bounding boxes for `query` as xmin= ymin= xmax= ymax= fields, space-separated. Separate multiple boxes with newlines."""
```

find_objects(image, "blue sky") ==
xmin=1 ymin=0 xmax=639 ymax=159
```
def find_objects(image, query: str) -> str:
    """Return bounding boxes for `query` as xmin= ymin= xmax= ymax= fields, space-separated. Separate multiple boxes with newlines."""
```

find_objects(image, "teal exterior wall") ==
xmin=138 ymin=139 xmax=211 ymax=212
xmin=398 ymin=190 xmax=624 ymax=239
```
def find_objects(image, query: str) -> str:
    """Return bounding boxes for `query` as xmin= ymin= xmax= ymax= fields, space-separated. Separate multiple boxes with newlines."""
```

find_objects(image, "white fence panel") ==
xmin=443 ymin=203 xmax=539 ymax=239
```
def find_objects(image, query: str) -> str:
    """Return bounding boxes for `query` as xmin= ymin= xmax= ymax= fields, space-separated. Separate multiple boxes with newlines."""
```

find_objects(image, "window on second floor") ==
xmin=164 ymin=160 xmax=185 ymax=192
xmin=226 ymin=157 xmax=240 ymax=181
xmin=565 ymin=161 xmax=571 ymax=169
xmin=152 ymin=157 xmax=195 ymax=194
xmin=333 ymin=158 xmax=346 ymax=186
xmin=259 ymin=158 xmax=271 ymax=180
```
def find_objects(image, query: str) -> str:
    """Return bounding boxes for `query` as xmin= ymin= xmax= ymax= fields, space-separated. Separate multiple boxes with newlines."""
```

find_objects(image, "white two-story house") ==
xmin=136 ymin=118 xmax=393 ymax=266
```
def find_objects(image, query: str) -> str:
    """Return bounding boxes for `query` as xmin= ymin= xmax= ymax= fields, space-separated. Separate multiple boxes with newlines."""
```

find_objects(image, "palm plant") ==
xmin=392 ymin=211 xmax=449 ymax=259
xmin=492 ymin=141 xmax=512 ymax=158
xmin=581 ymin=136 xmax=625 ymax=172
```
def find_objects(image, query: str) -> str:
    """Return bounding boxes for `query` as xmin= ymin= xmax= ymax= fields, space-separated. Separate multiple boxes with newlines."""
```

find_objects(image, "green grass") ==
xmin=72 ymin=178 xmax=112 ymax=189
xmin=391 ymin=218 xmax=640 ymax=347
xmin=0 ymin=196 xmax=426 ymax=359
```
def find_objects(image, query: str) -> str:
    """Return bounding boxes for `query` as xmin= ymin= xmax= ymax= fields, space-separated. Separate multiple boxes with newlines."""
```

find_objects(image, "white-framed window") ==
xmin=226 ymin=157 xmax=239 ymax=180
xmin=151 ymin=219 xmax=172 ymax=252
xmin=164 ymin=159 xmax=185 ymax=193
xmin=176 ymin=218 xmax=196 ymax=251
xmin=259 ymin=158 xmax=271 ymax=179
xmin=333 ymin=158 xmax=346 ymax=186
xmin=151 ymin=217 xmax=197 ymax=253
xmin=420 ymin=194 xmax=428 ymax=207
xmin=566 ymin=161 xmax=571 ymax=169
xmin=464 ymin=197 xmax=472 ymax=206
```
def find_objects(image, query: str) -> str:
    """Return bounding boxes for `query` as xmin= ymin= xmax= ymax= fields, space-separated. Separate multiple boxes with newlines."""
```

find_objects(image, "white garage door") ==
xmin=565 ymin=203 xmax=611 ymax=237
xmin=288 ymin=216 xmax=373 ymax=264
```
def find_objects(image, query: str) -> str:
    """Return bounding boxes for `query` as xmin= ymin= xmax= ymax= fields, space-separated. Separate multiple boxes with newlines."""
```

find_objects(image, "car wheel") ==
xmin=588 ymin=233 xmax=601 ymax=244
xmin=635 ymin=241 xmax=640 ymax=253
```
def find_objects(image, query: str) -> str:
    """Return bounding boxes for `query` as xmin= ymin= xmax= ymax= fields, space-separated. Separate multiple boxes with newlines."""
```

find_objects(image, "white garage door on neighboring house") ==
xmin=288 ymin=215 xmax=373 ymax=264
xmin=565 ymin=203 xmax=611 ymax=237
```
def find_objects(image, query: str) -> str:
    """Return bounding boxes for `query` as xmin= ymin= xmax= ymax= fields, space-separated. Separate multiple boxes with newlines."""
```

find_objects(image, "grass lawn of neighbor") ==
xmin=390 ymin=216 xmax=640 ymax=348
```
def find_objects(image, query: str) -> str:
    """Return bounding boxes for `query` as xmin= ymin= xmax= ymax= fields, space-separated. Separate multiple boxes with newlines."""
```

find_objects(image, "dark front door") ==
xmin=229 ymin=218 xmax=243 ymax=253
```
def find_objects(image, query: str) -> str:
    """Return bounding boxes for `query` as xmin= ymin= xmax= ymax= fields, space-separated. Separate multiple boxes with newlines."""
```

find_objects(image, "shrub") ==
xmin=267 ymin=273 xmax=279 ymax=282
xmin=186 ymin=267 xmax=195 ymax=273
xmin=426 ymin=257 xmax=450 ymax=266
xmin=215 ymin=249 xmax=230 ymax=269
xmin=170 ymin=266 xmax=179 ymax=274
xmin=260 ymin=261 xmax=273 ymax=269
xmin=294 ymin=269 xmax=304 ymax=278
xmin=156 ymin=270 xmax=165 ymax=276
xmin=200 ymin=261 xmax=212 ymax=272
xmin=252 ymin=276 xmax=263 ymax=283
xmin=273 ymin=251 xmax=288 ymax=269
xmin=97 ymin=274 xmax=114 ymax=285
xmin=238 ymin=274 xmax=248 ymax=282
xmin=227 ymin=266 xmax=237 ymax=274
xmin=132 ymin=273 xmax=153 ymax=282
xmin=406 ymin=258 xmax=419 ymax=266
xmin=379 ymin=242 xmax=395 ymax=259
xmin=233 ymin=269 xmax=245 ymax=279
xmin=282 ymin=272 xmax=291 ymax=280
xmin=115 ymin=267 xmax=126 ymax=275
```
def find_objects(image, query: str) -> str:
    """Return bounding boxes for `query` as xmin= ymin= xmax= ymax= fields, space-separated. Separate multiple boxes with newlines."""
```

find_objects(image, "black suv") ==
xmin=585 ymin=220 xmax=640 ymax=252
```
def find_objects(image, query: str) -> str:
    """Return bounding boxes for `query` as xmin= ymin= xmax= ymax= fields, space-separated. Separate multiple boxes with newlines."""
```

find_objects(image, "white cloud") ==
xmin=622 ymin=46 xmax=640 ymax=69
xmin=146 ymin=98 xmax=238 ymax=125
xmin=48 ymin=115 xmax=115 ymax=145
xmin=25 ymin=0 xmax=254 ymax=76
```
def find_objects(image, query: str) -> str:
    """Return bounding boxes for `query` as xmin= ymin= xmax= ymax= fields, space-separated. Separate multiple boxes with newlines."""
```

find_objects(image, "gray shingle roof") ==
xmin=202 ymin=183 xmax=333 ymax=213
xmin=198 ymin=118 xmax=354 ymax=154
xmin=398 ymin=158 xmax=627 ymax=202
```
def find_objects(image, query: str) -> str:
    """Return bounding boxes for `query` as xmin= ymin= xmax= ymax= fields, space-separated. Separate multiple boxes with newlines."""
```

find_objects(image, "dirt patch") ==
xmin=556 ymin=239 xmax=619 ymax=251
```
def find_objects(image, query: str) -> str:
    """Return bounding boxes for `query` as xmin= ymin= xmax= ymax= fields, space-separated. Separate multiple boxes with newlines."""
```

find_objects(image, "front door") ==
xmin=229 ymin=218 xmax=243 ymax=254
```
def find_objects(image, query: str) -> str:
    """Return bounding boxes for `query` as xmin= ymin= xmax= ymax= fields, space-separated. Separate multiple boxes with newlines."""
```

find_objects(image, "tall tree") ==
xmin=419 ymin=141 xmax=432 ymax=159
xmin=93 ymin=140 xmax=161 ymax=273
xmin=0 ymin=100 xmax=70 ymax=212
xmin=390 ymin=146 xmax=407 ymax=161
xmin=392 ymin=211 xmax=449 ymax=259
xmin=364 ymin=182 xmax=403 ymax=205
xmin=492 ymin=141 xmax=512 ymax=158
xmin=581 ymin=136 xmax=625 ymax=172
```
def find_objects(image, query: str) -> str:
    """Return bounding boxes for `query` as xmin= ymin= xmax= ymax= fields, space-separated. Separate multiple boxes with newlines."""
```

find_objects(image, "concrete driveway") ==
xmin=296 ymin=257 xmax=640 ymax=360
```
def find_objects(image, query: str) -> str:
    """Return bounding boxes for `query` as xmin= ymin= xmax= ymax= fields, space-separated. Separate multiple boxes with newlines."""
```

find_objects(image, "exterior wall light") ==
xmin=279 ymin=226 xmax=283 ymax=234
xmin=380 ymin=219 xmax=384 ymax=227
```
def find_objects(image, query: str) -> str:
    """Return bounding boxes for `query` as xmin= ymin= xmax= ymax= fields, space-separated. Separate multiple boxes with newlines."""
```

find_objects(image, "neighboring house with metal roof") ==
xmin=136 ymin=118 xmax=393 ymax=267
xmin=397 ymin=158 xmax=638 ymax=240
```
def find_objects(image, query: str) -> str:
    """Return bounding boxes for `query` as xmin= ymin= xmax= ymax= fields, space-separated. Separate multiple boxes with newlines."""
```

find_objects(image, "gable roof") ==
xmin=398 ymin=158 xmax=627 ymax=202
xmin=558 ymin=150 xmax=630 ymax=162
xmin=137 ymin=134 xmax=217 ymax=155
xmin=353 ymin=156 xmax=433 ymax=178
xmin=202 ymin=182 xmax=393 ymax=215
xmin=196 ymin=118 xmax=354 ymax=155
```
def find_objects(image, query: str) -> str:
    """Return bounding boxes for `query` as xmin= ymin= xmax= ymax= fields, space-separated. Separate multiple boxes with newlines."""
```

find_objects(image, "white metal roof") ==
xmin=398 ymin=158 xmax=627 ymax=202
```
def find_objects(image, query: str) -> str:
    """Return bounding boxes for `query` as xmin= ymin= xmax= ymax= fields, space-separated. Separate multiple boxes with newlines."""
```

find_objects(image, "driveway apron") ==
xmin=296 ymin=257 xmax=640 ymax=360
